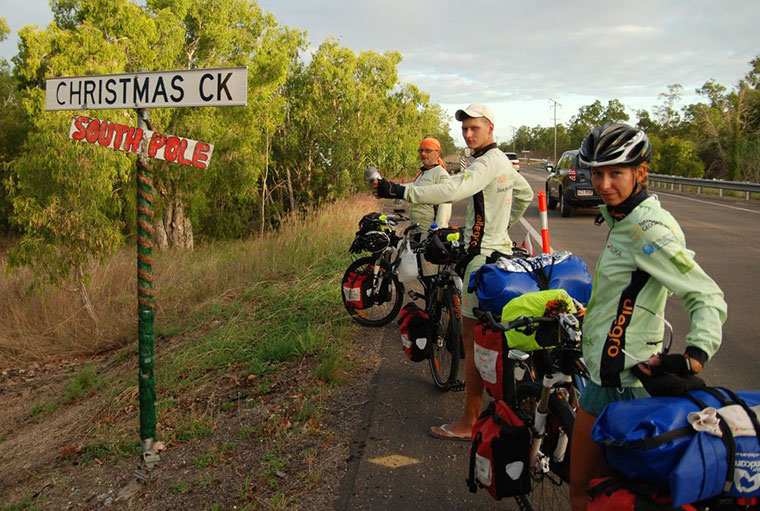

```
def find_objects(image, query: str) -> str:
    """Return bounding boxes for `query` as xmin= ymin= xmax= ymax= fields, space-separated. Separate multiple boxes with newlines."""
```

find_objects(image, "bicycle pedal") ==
xmin=447 ymin=380 xmax=465 ymax=392
xmin=407 ymin=290 xmax=423 ymax=301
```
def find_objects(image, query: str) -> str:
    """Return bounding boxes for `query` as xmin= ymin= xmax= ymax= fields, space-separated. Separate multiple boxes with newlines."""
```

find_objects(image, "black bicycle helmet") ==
xmin=578 ymin=123 xmax=651 ymax=167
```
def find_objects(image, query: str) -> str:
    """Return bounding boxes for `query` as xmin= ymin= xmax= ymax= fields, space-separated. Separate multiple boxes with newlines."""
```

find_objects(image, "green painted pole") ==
xmin=136 ymin=107 xmax=158 ymax=462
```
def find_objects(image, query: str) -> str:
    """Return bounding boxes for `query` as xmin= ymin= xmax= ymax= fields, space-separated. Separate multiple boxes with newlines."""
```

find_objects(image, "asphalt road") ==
xmin=336 ymin=166 xmax=760 ymax=510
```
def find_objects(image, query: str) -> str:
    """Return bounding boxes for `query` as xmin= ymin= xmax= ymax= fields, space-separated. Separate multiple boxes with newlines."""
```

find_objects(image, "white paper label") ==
xmin=474 ymin=342 xmax=499 ymax=384
xmin=475 ymin=453 xmax=492 ymax=487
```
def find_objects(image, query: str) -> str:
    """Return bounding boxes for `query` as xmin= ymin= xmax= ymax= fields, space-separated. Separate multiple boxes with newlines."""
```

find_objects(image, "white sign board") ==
xmin=69 ymin=115 xmax=214 ymax=169
xmin=47 ymin=67 xmax=248 ymax=111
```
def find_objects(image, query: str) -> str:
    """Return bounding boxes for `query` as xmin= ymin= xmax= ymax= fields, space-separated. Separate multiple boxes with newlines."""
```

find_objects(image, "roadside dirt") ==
xmin=0 ymin=327 xmax=385 ymax=510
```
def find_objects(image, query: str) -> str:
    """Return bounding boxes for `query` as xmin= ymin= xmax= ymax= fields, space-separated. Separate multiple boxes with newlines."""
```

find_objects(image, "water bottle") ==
xmin=364 ymin=166 xmax=381 ymax=184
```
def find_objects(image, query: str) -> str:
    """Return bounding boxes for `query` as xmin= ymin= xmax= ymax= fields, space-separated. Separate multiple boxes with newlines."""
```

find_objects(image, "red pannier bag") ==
xmin=466 ymin=400 xmax=531 ymax=500
xmin=587 ymin=476 xmax=698 ymax=511
xmin=343 ymin=269 xmax=372 ymax=309
xmin=473 ymin=323 xmax=514 ymax=402
xmin=397 ymin=303 xmax=433 ymax=362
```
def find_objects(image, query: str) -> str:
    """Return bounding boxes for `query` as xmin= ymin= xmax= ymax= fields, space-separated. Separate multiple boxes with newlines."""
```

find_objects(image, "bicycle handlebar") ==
xmin=473 ymin=308 xmax=558 ymax=333
xmin=403 ymin=222 xmax=420 ymax=236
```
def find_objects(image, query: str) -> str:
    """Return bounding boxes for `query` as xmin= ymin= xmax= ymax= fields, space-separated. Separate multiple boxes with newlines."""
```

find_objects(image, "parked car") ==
xmin=545 ymin=150 xmax=603 ymax=217
xmin=504 ymin=151 xmax=520 ymax=172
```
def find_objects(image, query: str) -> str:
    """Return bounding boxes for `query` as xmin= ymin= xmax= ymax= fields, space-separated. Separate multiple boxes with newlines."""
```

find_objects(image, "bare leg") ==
xmin=570 ymin=406 xmax=608 ymax=511
xmin=429 ymin=316 xmax=483 ymax=437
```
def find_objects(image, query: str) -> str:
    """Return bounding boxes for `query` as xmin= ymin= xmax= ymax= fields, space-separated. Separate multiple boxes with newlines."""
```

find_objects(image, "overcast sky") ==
xmin=2 ymin=0 xmax=759 ymax=144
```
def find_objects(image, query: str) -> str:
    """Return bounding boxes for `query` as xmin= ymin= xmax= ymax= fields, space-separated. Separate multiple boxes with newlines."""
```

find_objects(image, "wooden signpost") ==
xmin=45 ymin=66 xmax=248 ymax=481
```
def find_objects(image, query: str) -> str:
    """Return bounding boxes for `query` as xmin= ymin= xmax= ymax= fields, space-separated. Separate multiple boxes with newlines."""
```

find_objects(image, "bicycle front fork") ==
xmin=529 ymin=373 xmax=572 ymax=471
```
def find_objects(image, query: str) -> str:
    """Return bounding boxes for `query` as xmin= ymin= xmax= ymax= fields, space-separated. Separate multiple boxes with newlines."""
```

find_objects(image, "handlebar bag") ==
xmin=502 ymin=289 xmax=578 ymax=352
xmin=473 ymin=289 xmax=577 ymax=401
xmin=343 ymin=269 xmax=373 ymax=309
xmin=469 ymin=252 xmax=592 ymax=313
xmin=397 ymin=303 xmax=433 ymax=362
xmin=466 ymin=399 xmax=531 ymax=500
xmin=592 ymin=387 xmax=760 ymax=506
xmin=424 ymin=227 xmax=464 ymax=265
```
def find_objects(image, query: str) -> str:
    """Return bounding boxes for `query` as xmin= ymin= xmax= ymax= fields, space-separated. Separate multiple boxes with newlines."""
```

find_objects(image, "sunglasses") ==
xmin=418 ymin=148 xmax=437 ymax=154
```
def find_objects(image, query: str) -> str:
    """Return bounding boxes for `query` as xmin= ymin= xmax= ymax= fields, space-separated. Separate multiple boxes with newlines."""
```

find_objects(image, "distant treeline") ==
xmin=499 ymin=65 xmax=760 ymax=184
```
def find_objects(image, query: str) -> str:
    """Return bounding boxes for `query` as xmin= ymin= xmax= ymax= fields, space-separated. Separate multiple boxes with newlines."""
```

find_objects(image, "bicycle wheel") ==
xmin=513 ymin=382 xmax=575 ymax=511
xmin=341 ymin=256 xmax=404 ymax=327
xmin=428 ymin=288 xmax=462 ymax=390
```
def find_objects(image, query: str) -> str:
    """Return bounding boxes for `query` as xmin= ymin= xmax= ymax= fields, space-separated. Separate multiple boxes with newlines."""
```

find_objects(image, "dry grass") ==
xmin=0 ymin=194 xmax=379 ymax=365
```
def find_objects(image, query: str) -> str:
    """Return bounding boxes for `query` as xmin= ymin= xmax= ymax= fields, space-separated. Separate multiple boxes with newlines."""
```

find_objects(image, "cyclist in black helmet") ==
xmin=568 ymin=123 xmax=727 ymax=511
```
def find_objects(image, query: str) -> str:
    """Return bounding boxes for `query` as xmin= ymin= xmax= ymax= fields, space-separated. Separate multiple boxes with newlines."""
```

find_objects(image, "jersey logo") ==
xmin=669 ymin=251 xmax=694 ymax=274
xmin=600 ymin=269 xmax=650 ymax=387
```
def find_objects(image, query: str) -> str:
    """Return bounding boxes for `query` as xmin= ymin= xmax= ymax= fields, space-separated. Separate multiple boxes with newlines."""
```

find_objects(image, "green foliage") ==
xmin=4 ymin=0 xmax=451 ymax=284
xmin=62 ymin=363 xmax=103 ymax=403
xmin=169 ymin=481 xmax=190 ymax=494
xmin=313 ymin=347 xmax=349 ymax=385
xmin=567 ymin=99 xmax=629 ymax=149
xmin=192 ymin=448 xmax=221 ymax=468
xmin=30 ymin=400 xmax=59 ymax=423
xmin=0 ymin=18 xmax=9 ymax=42
xmin=1 ymin=495 xmax=42 ymax=511
xmin=174 ymin=413 xmax=215 ymax=442
xmin=651 ymin=135 xmax=704 ymax=177
xmin=78 ymin=437 xmax=139 ymax=464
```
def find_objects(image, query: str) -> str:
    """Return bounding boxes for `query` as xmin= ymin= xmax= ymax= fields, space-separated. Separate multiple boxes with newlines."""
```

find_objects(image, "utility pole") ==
xmin=510 ymin=125 xmax=517 ymax=152
xmin=549 ymin=98 xmax=561 ymax=164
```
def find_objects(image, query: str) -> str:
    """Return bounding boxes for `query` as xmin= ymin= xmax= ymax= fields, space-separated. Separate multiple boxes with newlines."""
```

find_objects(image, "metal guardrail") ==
xmin=648 ymin=174 xmax=760 ymax=200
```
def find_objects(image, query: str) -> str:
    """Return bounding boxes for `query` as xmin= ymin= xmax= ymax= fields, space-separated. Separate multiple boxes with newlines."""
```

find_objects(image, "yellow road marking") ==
xmin=368 ymin=454 xmax=421 ymax=468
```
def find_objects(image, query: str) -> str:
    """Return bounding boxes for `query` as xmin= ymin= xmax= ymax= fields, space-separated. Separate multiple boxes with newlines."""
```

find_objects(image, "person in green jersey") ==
xmin=568 ymin=123 xmax=727 ymax=511
xmin=374 ymin=104 xmax=533 ymax=441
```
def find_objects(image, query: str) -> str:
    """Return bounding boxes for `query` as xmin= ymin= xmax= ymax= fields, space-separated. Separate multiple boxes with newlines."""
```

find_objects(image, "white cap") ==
xmin=455 ymin=103 xmax=495 ymax=125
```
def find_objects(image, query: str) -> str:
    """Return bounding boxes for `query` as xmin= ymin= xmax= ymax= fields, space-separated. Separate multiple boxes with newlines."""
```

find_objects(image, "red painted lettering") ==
xmin=85 ymin=119 xmax=100 ymax=143
xmin=71 ymin=116 xmax=90 ymax=140
xmin=98 ymin=120 xmax=115 ymax=147
xmin=164 ymin=136 xmax=180 ymax=162
xmin=148 ymin=134 xmax=167 ymax=158
xmin=192 ymin=142 xmax=210 ymax=169
xmin=177 ymin=139 xmax=193 ymax=165
xmin=112 ymin=124 xmax=129 ymax=150
xmin=123 ymin=127 xmax=144 ymax=154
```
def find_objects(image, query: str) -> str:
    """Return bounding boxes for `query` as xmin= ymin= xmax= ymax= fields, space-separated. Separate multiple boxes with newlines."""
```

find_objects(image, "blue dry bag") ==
xmin=591 ymin=387 xmax=760 ymax=507
xmin=468 ymin=251 xmax=592 ymax=314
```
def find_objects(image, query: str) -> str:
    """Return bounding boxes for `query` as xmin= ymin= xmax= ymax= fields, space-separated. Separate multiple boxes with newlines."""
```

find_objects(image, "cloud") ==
xmin=3 ymin=0 xmax=758 ymax=140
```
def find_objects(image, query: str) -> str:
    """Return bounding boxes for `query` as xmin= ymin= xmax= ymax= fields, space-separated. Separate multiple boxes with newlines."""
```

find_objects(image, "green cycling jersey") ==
xmin=582 ymin=195 xmax=727 ymax=388
xmin=403 ymin=147 xmax=533 ymax=257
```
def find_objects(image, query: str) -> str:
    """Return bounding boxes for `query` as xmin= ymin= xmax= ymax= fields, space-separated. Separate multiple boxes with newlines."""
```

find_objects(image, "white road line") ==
xmin=653 ymin=190 xmax=760 ymax=215
xmin=519 ymin=216 xmax=550 ymax=251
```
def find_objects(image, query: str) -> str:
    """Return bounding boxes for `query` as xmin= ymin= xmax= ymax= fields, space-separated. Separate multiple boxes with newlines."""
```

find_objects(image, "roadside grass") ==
xmin=0 ymin=194 xmax=377 ymax=363
xmin=0 ymin=194 xmax=380 ymax=508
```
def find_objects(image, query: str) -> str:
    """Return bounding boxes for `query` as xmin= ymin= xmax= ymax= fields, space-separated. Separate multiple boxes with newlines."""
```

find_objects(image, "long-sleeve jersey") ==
xmin=582 ymin=196 xmax=727 ymax=388
xmin=409 ymin=165 xmax=452 ymax=232
xmin=403 ymin=147 xmax=533 ymax=257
